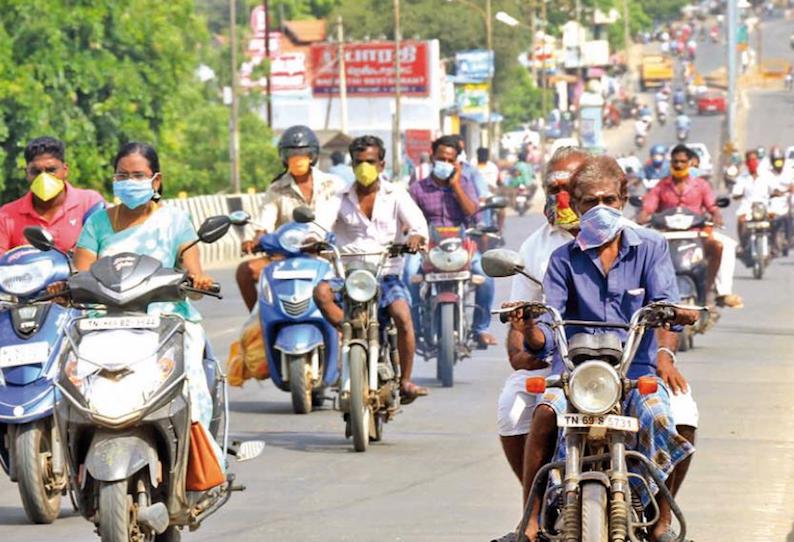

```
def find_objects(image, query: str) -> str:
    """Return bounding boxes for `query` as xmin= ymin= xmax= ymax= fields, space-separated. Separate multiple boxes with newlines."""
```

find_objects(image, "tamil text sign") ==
xmin=310 ymin=40 xmax=430 ymax=97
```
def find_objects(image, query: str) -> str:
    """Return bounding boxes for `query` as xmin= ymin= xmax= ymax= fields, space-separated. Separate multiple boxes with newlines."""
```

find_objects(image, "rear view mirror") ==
xmin=197 ymin=215 xmax=232 ymax=244
xmin=715 ymin=195 xmax=730 ymax=208
xmin=628 ymin=195 xmax=644 ymax=208
xmin=293 ymin=206 xmax=315 ymax=224
xmin=482 ymin=196 xmax=508 ymax=210
xmin=229 ymin=210 xmax=251 ymax=226
xmin=23 ymin=226 xmax=55 ymax=252
xmin=482 ymin=249 xmax=524 ymax=278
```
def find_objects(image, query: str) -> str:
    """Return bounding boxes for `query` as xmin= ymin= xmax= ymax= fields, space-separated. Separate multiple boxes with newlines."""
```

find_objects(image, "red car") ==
xmin=697 ymin=90 xmax=727 ymax=115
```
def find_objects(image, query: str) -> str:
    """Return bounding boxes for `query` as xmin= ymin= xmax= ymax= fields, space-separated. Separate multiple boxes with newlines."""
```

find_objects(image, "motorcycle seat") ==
xmin=568 ymin=333 xmax=623 ymax=365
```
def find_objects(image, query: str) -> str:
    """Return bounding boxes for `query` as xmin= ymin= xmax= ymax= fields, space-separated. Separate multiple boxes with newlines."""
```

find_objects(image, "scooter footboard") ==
xmin=85 ymin=431 xmax=159 ymax=487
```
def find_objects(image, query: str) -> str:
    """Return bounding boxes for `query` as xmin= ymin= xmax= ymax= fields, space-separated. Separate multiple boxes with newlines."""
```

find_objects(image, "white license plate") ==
xmin=706 ymin=105 xmax=716 ymax=110
xmin=747 ymin=221 xmax=770 ymax=229
xmin=272 ymin=270 xmax=316 ymax=280
xmin=558 ymin=414 xmax=639 ymax=432
xmin=78 ymin=315 xmax=161 ymax=331
xmin=515 ymin=196 xmax=527 ymax=203
xmin=0 ymin=342 xmax=50 ymax=368
xmin=425 ymin=271 xmax=471 ymax=282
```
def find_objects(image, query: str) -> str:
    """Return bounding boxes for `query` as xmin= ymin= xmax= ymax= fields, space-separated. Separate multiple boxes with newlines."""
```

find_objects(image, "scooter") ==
xmin=635 ymin=134 xmax=646 ymax=149
xmin=514 ymin=184 xmax=532 ymax=216
xmin=252 ymin=213 xmax=340 ymax=414
xmin=24 ymin=214 xmax=264 ymax=542
xmin=742 ymin=201 xmax=773 ymax=279
xmin=0 ymin=244 xmax=72 ymax=523
xmin=677 ymin=128 xmax=689 ymax=142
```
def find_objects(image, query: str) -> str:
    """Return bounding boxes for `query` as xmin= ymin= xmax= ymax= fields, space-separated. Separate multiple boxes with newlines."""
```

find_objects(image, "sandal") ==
xmin=400 ymin=382 xmax=428 ymax=405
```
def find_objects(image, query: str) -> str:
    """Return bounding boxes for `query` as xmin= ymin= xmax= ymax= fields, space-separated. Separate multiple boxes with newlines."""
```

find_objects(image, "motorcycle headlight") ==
xmin=569 ymin=361 xmax=621 ymax=416
xmin=345 ymin=269 xmax=377 ymax=303
xmin=0 ymin=260 xmax=53 ymax=296
xmin=751 ymin=202 xmax=767 ymax=222
xmin=428 ymin=246 xmax=469 ymax=272
xmin=260 ymin=275 xmax=273 ymax=304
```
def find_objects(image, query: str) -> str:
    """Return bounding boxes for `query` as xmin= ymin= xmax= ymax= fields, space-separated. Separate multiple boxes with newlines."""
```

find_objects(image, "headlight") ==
xmin=428 ymin=246 xmax=469 ymax=272
xmin=260 ymin=275 xmax=273 ymax=304
xmin=569 ymin=361 xmax=621 ymax=416
xmin=751 ymin=202 xmax=767 ymax=221
xmin=0 ymin=260 xmax=53 ymax=296
xmin=345 ymin=269 xmax=377 ymax=303
xmin=279 ymin=228 xmax=307 ymax=253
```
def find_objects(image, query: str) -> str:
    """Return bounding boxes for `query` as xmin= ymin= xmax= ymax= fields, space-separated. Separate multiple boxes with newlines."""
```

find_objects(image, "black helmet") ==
xmin=769 ymin=145 xmax=784 ymax=160
xmin=278 ymin=125 xmax=320 ymax=166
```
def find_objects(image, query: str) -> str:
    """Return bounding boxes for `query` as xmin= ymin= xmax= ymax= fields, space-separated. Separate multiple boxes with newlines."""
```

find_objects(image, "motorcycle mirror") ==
xmin=628 ymin=195 xmax=644 ymax=208
xmin=292 ymin=206 xmax=315 ymax=224
xmin=482 ymin=196 xmax=508 ymax=210
xmin=482 ymin=249 xmax=524 ymax=277
xmin=228 ymin=210 xmax=251 ymax=226
xmin=234 ymin=440 xmax=265 ymax=462
xmin=23 ymin=226 xmax=55 ymax=252
xmin=715 ymin=195 xmax=730 ymax=208
xmin=197 ymin=215 xmax=232 ymax=244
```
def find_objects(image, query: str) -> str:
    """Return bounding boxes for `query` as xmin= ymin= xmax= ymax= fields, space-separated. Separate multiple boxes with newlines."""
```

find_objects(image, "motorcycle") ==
xmin=723 ymin=164 xmax=739 ymax=190
xmin=634 ymin=134 xmax=646 ymax=149
xmin=413 ymin=197 xmax=506 ymax=387
xmin=673 ymin=102 xmax=684 ymax=115
xmin=24 ymin=214 xmax=264 ymax=541
xmin=742 ymin=201 xmax=773 ymax=279
xmin=484 ymin=249 xmax=692 ymax=542
xmin=0 ymin=244 xmax=72 ymax=523
xmin=656 ymin=109 xmax=667 ymax=126
xmin=676 ymin=127 xmax=689 ymax=142
xmin=513 ymin=184 xmax=533 ymax=216
xmin=252 ymin=213 xmax=340 ymax=414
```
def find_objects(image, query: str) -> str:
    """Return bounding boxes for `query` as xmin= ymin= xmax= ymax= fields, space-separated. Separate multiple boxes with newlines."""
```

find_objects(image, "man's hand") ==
xmin=448 ymin=162 xmax=463 ymax=188
xmin=657 ymin=352 xmax=688 ymax=395
xmin=672 ymin=307 xmax=700 ymax=326
xmin=501 ymin=301 xmax=536 ymax=336
xmin=241 ymin=239 xmax=257 ymax=255
xmin=405 ymin=234 xmax=425 ymax=253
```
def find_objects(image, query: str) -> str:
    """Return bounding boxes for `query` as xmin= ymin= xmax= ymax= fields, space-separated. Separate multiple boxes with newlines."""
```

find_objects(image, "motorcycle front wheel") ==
xmin=287 ymin=354 xmax=313 ymax=414
xmin=15 ymin=420 xmax=62 ymax=524
xmin=349 ymin=345 xmax=370 ymax=452
xmin=438 ymin=303 xmax=456 ymax=388
xmin=580 ymin=482 xmax=609 ymax=542
xmin=98 ymin=480 xmax=133 ymax=542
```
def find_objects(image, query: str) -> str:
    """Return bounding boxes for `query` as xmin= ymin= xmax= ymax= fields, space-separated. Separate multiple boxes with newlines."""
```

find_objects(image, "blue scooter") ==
xmin=254 ymin=217 xmax=340 ymax=414
xmin=0 ymin=244 xmax=72 ymax=523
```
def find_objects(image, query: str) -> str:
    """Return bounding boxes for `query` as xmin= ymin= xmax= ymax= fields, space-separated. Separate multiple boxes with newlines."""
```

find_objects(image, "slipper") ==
xmin=400 ymin=382 xmax=428 ymax=405
xmin=477 ymin=332 xmax=498 ymax=348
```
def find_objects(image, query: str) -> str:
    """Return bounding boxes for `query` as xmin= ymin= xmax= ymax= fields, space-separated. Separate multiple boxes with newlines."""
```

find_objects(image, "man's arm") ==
xmin=637 ymin=185 xmax=661 ymax=224
xmin=449 ymin=163 xmax=478 ymax=217
xmin=700 ymin=179 xmax=723 ymax=225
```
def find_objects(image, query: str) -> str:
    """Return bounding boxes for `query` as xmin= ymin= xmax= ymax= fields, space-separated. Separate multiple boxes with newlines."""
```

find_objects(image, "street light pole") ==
xmin=393 ymin=0 xmax=402 ymax=180
xmin=727 ymin=0 xmax=737 ymax=145
xmin=264 ymin=0 xmax=272 ymax=127
xmin=485 ymin=0 xmax=493 ymax=151
xmin=229 ymin=0 xmax=241 ymax=193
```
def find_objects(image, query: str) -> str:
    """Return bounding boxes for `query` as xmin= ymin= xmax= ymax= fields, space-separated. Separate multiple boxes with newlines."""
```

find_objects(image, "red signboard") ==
xmin=310 ymin=40 xmax=430 ymax=97
xmin=404 ymin=129 xmax=433 ymax=167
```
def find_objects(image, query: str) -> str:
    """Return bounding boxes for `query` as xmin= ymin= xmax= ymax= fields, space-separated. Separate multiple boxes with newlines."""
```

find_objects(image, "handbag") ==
xmin=185 ymin=422 xmax=225 ymax=491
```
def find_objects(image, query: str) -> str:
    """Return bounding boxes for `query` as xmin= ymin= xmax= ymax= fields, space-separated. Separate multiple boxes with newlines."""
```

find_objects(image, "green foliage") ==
xmin=499 ymin=67 xmax=545 ymax=131
xmin=637 ymin=0 xmax=688 ymax=24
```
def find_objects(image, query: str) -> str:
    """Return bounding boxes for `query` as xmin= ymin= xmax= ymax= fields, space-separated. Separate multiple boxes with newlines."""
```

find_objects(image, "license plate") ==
xmin=706 ymin=105 xmax=716 ymax=110
xmin=747 ymin=221 xmax=770 ymax=229
xmin=78 ymin=315 xmax=161 ymax=331
xmin=0 ymin=342 xmax=50 ymax=368
xmin=516 ymin=196 xmax=527 ymax=203
xmin=557 ymin=414 xmax=639 ymax=432
xmin=272 ymin=270 xmax=316 ymax=280
xmin=425 ymin=271 xmax=471 ymax=282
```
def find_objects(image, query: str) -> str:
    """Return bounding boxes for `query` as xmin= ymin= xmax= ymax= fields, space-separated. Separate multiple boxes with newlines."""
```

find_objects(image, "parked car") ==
xmin=696 ymin=90 xmax=727 ymax=114
xmin=687 ymin=142 xmax=714 ymax=177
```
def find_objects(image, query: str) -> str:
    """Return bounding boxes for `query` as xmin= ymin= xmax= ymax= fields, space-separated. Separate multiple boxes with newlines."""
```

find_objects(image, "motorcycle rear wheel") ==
xmin=349 ymin=345 xmax=370 ymax=452
xmin=438 ymin=303 xmax=456 ymax=388
xmin=287 ymin=354 xmax=313 ymax=414
xmin=580 ymin=482 xmax=609 ymax=542
xmin=15 ymin=420 xmax=61 ymax=524
xmin=98 ymin=480 xmax=133 ymax=542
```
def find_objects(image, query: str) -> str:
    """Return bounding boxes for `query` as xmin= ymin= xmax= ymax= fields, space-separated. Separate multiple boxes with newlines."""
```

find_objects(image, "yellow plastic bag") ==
xmin=226 ymin=308 xmax=269 ymax=387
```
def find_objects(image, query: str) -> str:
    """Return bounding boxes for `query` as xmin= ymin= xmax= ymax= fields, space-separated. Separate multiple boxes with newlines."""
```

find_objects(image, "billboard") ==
xmin=241 ymin=52 xmax=307 ymax=93
xmin=310 ymin=40 xmax=430 ymax=97
xmin=455 ymin=83 xmax=490 ymax=115
xmin=454 ymin=49 xmax=494 ymax=81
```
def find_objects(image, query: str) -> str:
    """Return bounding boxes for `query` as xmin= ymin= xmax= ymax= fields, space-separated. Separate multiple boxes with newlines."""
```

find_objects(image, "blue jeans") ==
xmin=402 ymin=251 xmax=494 ymax=336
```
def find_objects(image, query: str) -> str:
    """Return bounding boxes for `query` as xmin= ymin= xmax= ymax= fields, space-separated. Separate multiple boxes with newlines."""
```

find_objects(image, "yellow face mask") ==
xmin=30 ymin=172 xmax=65 ymax=202
xmin=671 ymin=167 xmax=689 ymax=179
xmin=287 ymin=155 xmax=311 ymax=177
xmin=353 ymin=162 xmax=379 ymax=187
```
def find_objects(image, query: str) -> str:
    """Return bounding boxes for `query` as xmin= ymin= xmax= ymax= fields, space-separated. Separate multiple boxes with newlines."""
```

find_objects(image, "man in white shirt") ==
xmin=733 ymin=149 xmax=782 ymax=251
xmin=314 ymin=135 xmax=430 ymax=402
xmin=496 ymin=146 xmax=588 ymax=480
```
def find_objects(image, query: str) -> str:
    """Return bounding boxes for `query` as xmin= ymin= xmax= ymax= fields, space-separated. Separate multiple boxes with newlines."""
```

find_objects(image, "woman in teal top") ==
xmin=74 ymin=142 xmax=220 ymax=463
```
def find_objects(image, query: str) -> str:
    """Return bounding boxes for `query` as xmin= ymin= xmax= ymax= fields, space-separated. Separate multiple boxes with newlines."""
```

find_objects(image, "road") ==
xmin=2 ymin=17 xmax=794 ymax=542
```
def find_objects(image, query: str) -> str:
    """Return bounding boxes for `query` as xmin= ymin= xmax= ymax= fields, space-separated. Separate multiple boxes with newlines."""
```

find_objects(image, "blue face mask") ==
xmin=113 ymin=178 xmax=155 ymax=209
xmin=576 ymin=204 xmax=629 ymax=251
xmin=689 ymin=166 xmax=700 ymax=178
xmin=432 ymin=160 xmax=455 ymax=181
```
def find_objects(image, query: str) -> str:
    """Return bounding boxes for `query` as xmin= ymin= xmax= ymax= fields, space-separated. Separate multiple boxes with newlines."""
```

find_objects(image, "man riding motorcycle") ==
xmin=0 ymin=136 xmax=105 ymax=254
xmin=404 ymin=134 xmax=497 ymax=347
xmin=515 ymin=156 xmax=698 ymax=542
xmin=766 ymin=146 xmax=793 ymax=254
xmin=313 ymin=135 xmax=430 ymax=403
xmin=643 ymin=144 xmax=670 ymax=185
xmin=638 ymin=144 xmax=743 ymax=309
xmin=734 ymin=149 xmax=784 ymax=252
xmin=496 ymin=146 xmax=588 ymax=485
xmin=236 ymin=125 xmax=345 ymax=311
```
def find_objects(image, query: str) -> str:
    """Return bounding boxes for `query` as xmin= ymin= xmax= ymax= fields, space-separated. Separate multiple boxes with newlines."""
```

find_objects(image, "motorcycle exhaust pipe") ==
xmin=137 ymin=502 xmax=169 ymax=534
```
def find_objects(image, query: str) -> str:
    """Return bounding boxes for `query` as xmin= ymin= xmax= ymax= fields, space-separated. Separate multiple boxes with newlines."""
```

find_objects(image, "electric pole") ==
xmin=230 ymin=0 xmax=241 ymax=193
xmin=727 ymin=0 xmax=737 ymax=145
xmin=264 ymin=0 xmax=272 ymax=127
xmin=485 ymin=0 xmax=494 ymax=151
xmin=337 ymin=16 xmax=348 ymax=135
xmin=393 ymin=0 xmax=402 ymax=180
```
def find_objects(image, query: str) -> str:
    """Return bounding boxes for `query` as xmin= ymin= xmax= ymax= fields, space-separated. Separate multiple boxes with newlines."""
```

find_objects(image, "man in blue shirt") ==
xmin=515 ymin=156 xmax=698 ymax=541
